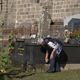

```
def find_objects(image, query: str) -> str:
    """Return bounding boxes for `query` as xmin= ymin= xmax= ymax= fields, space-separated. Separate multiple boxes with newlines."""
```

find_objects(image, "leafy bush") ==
xmin=0 ymin=32 xmax=15 ymax=72
xmin=0 ymin=47 xmax=11 ymax=72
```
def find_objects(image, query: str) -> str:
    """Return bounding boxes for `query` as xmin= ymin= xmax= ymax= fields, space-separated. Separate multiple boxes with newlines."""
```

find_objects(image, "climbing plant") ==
xmin=8 ymin=31 xmax=15 ymax=54
xmin=0 ymin=28 xmax=15 ymax=73
xmin=0 ymin=47 xmax=11 ymax=72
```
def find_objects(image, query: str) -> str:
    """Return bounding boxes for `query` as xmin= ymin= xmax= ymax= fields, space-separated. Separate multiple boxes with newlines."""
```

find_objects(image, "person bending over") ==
xmin=38 ymin=37 xmax=62 ymax=73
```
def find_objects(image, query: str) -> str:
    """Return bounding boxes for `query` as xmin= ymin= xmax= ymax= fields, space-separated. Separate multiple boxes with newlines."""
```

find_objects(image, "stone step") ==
xmin=35 ymin=64 xmax=80 ymax=72
xmin=61 ymin=64 xmax=80 ymax=71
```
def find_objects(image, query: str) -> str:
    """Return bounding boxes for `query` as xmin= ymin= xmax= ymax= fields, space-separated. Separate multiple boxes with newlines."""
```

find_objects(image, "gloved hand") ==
xmin=45 ymin=58 xmax=49 ymax=64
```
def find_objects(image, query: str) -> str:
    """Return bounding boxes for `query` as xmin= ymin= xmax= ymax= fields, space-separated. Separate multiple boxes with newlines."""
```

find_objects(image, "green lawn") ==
xmin=1 ymin=69 xmax=80 ymax=80
xmin=25 ymin=69 xmax=80 ymax=80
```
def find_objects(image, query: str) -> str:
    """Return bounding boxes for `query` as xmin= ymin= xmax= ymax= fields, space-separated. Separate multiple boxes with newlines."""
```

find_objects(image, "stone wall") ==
xmin=0 ymin=0 xmax=80 ymax=39
xmin=52 ymin=0 xmax=80 ymax=20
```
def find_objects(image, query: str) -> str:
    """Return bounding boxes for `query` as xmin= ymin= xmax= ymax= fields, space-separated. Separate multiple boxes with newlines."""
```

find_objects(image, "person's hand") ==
xmin=45 ymin=58 xmax=49 ymax=63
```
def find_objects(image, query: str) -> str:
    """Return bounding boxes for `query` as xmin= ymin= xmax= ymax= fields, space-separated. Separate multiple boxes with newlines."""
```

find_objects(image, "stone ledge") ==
xmin=61 ymin=64 xmax=80 ymax=71
xmin=35 ymin=64 xmax=80 ymax=72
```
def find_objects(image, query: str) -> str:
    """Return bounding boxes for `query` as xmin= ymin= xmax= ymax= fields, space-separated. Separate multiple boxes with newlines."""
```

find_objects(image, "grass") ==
xmin=1 ymin=69 xmax=80 ymax=80
xmin=25 ymin=69 xmax=80 ymax=80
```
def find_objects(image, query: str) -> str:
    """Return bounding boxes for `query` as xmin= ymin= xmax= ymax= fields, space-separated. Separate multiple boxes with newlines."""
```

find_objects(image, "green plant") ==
xmin=0 ymin=47 xmax=11 ymax=72
xmin=0 ymin=31 xmax=14 ymax=72
xmin=0 ymin=16 xmax=4 ymax=27
xmin=8 ymin=31 xmax=15 ymax=54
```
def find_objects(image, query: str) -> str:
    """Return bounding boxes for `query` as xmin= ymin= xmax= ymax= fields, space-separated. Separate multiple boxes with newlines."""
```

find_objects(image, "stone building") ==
xmin=0 ymin=0 xmax=80 ymax=40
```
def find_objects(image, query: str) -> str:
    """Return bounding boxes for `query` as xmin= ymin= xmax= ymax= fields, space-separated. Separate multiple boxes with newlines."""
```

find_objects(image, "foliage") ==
xmin=72 ymin=29 xmax=80 ymax=38
xmin=0 ymin=16 xmax=4 ymax=27
xmin=0 ymin=31 xmax=15 ymax=72
xmin=8 ymin=31 xmax=15 ymax=53
xmin=0 ymin=47 xmax=11 ymax=72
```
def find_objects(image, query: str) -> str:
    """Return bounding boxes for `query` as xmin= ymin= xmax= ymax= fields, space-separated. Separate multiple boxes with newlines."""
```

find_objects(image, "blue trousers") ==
xmin=48 ymin=55 xmax=59 ymax=72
